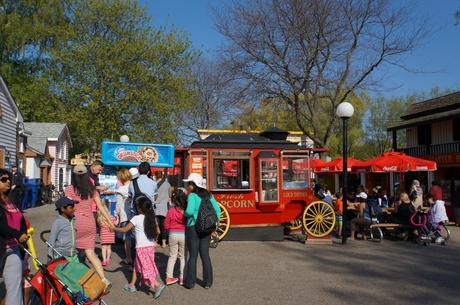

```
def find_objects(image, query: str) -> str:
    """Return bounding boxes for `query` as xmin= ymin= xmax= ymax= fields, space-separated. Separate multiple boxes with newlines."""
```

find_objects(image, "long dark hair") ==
xmin=171 ymin=188 xmax=187 ymax=210
xmin=71 ymin=172 xmax=95 ymax=200
xmin=135 ymin=196 xmax=158 ymax=240
xmin=189 ymin=181 xmax=210 ymax=199
xmin=0 ymin=168 xmax=12 ymax=204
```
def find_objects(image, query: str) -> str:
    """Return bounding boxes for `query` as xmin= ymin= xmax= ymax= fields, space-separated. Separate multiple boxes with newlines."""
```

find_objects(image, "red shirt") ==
xmin=430 ymin=185 xmax=443 ymax=201
xmin=335 ymin=199 xmax=343 ymax=215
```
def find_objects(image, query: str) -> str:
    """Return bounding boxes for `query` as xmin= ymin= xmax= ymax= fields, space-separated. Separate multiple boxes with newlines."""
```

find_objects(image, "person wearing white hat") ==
xmin=182 ymin=173 xmax=221 ymax=289
xmin=129 ymin=167 xmax=139 ymax=180
xmin=349 ymin=190 xmax=371 ymax=241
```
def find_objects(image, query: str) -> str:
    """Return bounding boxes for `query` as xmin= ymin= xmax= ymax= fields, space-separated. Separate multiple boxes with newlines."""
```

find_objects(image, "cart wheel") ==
xmin=216 ymin=203 xmax=230 ymax=241
xmin=302 ymin=201 xmax=336 ymax=238
xmin=287 ymin=218 xmax=303 ymax=231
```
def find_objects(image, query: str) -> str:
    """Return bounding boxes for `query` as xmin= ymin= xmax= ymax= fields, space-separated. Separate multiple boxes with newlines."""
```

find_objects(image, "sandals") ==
xmin=123 ymin=284 xmax=137 ymax=293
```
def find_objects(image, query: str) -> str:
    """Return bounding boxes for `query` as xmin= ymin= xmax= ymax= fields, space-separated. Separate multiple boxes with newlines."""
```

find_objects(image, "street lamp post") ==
xmin=336 ymin=102 xmax=354 ymax=245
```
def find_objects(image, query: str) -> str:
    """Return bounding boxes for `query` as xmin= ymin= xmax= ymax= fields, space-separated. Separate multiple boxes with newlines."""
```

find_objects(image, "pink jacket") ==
xmin=164 ymin=207 xmax=186 ymax=233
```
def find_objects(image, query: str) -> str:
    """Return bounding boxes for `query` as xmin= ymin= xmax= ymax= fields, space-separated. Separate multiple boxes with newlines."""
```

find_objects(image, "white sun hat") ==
xmin=129 ymin=167 xmax=139 ymax=180
xmin=183 ymin=173 xmax=205 ymax=188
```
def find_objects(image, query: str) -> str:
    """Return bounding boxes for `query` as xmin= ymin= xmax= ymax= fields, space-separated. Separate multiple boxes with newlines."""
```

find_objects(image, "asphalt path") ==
xmin=14 ymin=205 xmax=460 ymax=305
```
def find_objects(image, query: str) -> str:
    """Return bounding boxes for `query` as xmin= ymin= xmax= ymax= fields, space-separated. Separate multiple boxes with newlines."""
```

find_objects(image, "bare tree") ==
xmin=214 ymin=0 xmax=428 ymax=148
xmin=178 ymin=57 xmax=246 ymax=142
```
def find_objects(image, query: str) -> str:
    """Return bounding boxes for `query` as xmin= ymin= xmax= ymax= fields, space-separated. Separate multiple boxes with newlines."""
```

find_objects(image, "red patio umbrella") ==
xmin=352 ymin=152 xmax=437 ymax=173
xmin=310 ymin=158 xmax=327 ymax=170
xmin=314 ymin=157 xmax=365 ymax=173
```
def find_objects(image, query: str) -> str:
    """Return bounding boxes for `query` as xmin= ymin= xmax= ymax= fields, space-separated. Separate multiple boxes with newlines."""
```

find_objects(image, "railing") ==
xmin=399 ymin=142 xmax=460 ymax=157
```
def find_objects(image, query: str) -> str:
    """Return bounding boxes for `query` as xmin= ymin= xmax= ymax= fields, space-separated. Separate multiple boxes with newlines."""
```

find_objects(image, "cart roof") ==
xmin=190 ymin=133 xmax=303 ymax=149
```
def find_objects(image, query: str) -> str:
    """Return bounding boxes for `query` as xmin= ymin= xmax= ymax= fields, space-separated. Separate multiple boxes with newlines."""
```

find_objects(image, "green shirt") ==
xmin=185 ymin=193 xmax=221 ymax=227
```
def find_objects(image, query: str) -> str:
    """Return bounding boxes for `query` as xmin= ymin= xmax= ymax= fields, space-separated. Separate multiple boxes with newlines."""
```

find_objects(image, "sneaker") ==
xmin=102 ymin=260 xmax=108 ymax=267
xmin=166 ymin=277 xmax=178 ymax=285
xmin=154 ymin=284 xmax=166 ymax=299
xmin=435 ymin=237 xmax=445 ymax=245
xmin=123 ymin=284 xmax=137 ymax=293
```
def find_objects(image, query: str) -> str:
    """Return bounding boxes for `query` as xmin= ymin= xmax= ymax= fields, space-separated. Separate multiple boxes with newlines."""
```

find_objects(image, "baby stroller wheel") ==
xmin=27 ymin=288 xmax=43 ymax=305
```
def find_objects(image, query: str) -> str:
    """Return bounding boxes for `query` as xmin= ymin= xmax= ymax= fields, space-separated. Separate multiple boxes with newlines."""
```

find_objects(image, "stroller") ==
xmin=23 ymin=230 xmax=108 ymax=305
xmin=410 ymin=207 xmax=451 ymax=246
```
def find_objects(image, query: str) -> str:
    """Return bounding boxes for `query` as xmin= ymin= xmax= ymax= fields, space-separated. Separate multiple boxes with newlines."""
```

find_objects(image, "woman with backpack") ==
xmin=182 ymin=173 xmax=220 ymax=289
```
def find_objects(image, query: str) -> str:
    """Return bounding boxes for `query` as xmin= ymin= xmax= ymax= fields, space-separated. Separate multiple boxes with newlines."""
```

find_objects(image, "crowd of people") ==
xmin=325 ymin=179 xmax=451 ymax=243
xmin=0 ymin=162 xmax=221 ymax=304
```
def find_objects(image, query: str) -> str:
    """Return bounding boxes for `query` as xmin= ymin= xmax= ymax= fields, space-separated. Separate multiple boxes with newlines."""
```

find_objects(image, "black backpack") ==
xmin=195 ymin=194 xmax=218 ymax=236
xmin=131 ymin=178 xmax=146 ymax=216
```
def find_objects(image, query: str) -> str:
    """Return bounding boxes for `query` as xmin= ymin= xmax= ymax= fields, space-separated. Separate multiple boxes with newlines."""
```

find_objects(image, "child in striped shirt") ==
xmin=98 ymin=199 xmax=119 ymax=266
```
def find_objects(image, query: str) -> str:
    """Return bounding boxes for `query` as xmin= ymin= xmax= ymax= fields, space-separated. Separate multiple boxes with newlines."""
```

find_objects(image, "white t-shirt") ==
xmin=116 ymin=183 xmax=130 ymax=223
xmin=130 ymin=215 xmax=156 ymax=248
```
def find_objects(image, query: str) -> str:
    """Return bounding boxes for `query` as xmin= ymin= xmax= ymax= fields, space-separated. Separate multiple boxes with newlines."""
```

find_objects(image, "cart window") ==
xmin=282 ymin=157 xmax=309 ymax=189
xmin=213 ymin=159 xmax=250 ymax=189
xmin=190 ymin=151 xmax=208 ymax=188
xmin=260 ymin=160 xmax=279 ymax=202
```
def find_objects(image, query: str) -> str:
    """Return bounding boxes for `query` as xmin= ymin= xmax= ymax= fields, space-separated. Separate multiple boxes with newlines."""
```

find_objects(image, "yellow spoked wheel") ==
xmin=302 ymin=201 xmax=336 ymax=238
xmin=216 ymin=203 xmax=230 ymax=241
xmin=287 ymin=218 xmax=303 ymax=231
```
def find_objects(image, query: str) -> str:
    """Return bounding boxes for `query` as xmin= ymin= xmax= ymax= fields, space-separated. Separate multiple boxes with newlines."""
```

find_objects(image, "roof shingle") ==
xmin=24 ymin=123 xmax=67 ymax=139
xmin=401 ymin=91 xmax=460 ymax=120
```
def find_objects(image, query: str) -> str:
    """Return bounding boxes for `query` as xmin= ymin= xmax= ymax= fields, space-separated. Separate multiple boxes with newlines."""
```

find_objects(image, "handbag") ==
xmin=78 ymin=268 xmax=106 ymax=300
xmin=209 ymin=232 xmax=219 ymax=248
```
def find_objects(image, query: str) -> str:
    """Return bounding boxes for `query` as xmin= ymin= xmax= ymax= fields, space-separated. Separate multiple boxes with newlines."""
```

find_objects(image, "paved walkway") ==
xmin=14 ymin=205 xmax=460 ymax=304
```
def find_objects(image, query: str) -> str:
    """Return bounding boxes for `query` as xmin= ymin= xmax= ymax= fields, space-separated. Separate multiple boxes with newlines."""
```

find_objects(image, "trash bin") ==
xmin=21 ymin=178 xmax=30 ymax=210
xmin=28 ymin=179 xmax=40 ymax=208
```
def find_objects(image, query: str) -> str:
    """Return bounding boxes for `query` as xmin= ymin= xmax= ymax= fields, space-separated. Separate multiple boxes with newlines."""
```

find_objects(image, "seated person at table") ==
xmin=350 ymin=192 xmax=371 ymax=240
xmin=395 ymin=193 xmax=414 ymax=225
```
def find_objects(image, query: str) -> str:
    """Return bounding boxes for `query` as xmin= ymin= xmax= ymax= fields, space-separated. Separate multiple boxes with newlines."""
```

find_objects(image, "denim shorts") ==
xmin=336 ymin=214 xmax=343 ymax=222
xmin=118 ymin=221 xmax=133 ymax=240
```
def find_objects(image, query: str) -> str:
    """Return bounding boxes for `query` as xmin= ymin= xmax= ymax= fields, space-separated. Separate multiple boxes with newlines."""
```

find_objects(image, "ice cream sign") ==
xmin=101 ymin=141 xmax=174 ymax=167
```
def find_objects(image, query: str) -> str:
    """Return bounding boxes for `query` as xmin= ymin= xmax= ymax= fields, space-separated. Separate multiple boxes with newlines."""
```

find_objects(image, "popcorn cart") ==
xmin=176 ymin=128 xmax=334 ymax=241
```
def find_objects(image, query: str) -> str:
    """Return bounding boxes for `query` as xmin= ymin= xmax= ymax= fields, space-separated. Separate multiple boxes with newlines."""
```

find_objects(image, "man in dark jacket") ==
xmin=9 ymin=165 xmax=24 ymax=210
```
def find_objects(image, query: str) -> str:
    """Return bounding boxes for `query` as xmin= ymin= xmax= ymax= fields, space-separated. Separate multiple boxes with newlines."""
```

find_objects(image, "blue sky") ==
xmin=142 ymin=0 xmax=460 ymax=99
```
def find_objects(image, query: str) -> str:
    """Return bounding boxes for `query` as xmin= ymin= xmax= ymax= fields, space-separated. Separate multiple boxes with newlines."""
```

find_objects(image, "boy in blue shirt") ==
xmin=48 ymin=197 xmax=78 ymax=260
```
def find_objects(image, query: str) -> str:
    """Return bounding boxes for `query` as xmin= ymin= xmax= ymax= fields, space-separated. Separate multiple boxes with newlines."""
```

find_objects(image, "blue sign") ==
xmin=101 ymin=141 xmax=175 ymax=167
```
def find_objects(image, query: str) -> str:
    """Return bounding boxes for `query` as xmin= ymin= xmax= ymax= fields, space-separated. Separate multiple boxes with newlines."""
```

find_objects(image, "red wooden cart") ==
xmin=173 ymin=129 xmax=335 ymax=240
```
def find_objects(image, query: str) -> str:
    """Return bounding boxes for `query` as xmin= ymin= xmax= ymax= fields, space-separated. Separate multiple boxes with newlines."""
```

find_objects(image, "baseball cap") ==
xmin=356 ymin=192 xmax=368 ymax=200
xmin=129 ymin=167 xmax=139 ymax=179
xmin=72 ymin=164 xmax=87 ymax=175
xmin=55 ymin=196 xmax=78 ymax=210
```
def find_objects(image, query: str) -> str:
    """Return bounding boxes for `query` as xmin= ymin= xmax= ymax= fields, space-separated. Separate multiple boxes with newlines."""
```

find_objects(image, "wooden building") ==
xmin=388 ymin=92 xmax=460 ymax=207
xmin=0 ymin=75 xmax=29 ymax=170
xmin=24 ymin=123 xmax=72 ymax=190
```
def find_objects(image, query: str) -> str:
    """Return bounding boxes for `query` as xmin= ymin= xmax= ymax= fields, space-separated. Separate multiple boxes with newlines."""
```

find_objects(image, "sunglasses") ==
xmin=0 ymin=177 xmax=11 ymax=183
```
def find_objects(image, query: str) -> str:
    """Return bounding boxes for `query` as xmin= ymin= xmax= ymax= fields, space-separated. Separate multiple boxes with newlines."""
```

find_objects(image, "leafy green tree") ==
xmin=1 ymin=0 xmax=196 ymax=153
xmin=0 ymin=0 xmax=67 ymax=121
